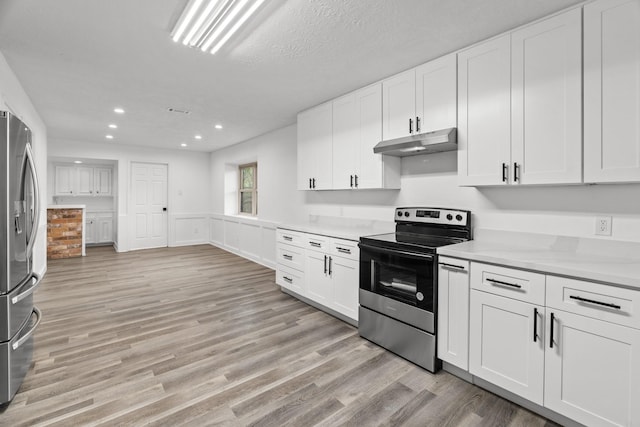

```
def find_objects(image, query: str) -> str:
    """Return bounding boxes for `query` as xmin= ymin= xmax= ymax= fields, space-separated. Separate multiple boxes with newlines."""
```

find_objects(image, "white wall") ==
xmin=0 ymin=51 xmax=48 ymax=277
xmin=210 ymin=123 xmax=640 ymax=245
xmin=48 ymin=139 xmax=212 ymax=251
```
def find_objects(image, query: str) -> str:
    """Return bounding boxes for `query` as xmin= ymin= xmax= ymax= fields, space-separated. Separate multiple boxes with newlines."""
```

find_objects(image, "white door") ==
xmin=330 ymin=255 xmax=359 ymax=321
xmin=457 ymin=35 xmax=512 ymax=186
xmin=437 ymin=259 xmax=470 ymax=370
xmin=382 ymin=69 xmax=416 ymax=140
xmin=54 ymin=165 xmax=75 ymax=196
xmin=332 ymin=92 xmax=358 ymax=190
xmin=305 ymin=250 xmax=332 ymax=306
xmin=76 ymin=166 xmax=95 ymax=196
xmin=545 ymin=310 xmax=640 ymax=427
xmin=469 ymin=290 xmax=545 ymax=405
xmin=296 ymin=102 xmax=332 ymax=190
xmin=511 ymin=9 xmax=582 ymax=185
xmin=94 ymin=167 xmax=112 ymax=196
xmin=355 ymin=84 xmax=384 ymax=189
xmin=584 ymin=0 xmax=640 ymax=183
xmin=415 ymin=53 xmax=457 ymax=134
xmin=130 ymin=162 xmax=168 ymax=250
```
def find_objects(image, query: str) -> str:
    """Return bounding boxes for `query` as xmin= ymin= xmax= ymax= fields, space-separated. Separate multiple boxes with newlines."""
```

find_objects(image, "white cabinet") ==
xmin=85 ymin=212 xmax=114 ymax=245
xmin=297 ymin=102 xmax=332 ymax=190
xmin=54 ymin=164 xmax=113 ymax=197
xmin=584 ymin=0 xmax=640 ymax=183
xmin=469 ymin=262 xmax=546 ymax=404
xmin=458 ymin=9 xmax=582 ymax=186
xmin=305 ymin=249 xmax=333 ymax=306
xmin=383 ymin=53 xmax=457 ymax=141
xmin=332 ymin=84 xmax=400 ymax=190
xmin=437 ymin=257 xmax=470 ymax=370
xmin=544 ymin=276 xmax=640 ymax=427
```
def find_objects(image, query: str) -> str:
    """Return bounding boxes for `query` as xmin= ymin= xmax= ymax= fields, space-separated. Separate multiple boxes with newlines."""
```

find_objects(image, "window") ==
xmin=238 ymin=163 xmax=257 ymax=216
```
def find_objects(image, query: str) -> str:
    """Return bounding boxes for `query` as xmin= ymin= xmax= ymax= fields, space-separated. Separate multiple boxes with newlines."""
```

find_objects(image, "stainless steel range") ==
xmin=358 ymin=207 xmax=471 ymax=372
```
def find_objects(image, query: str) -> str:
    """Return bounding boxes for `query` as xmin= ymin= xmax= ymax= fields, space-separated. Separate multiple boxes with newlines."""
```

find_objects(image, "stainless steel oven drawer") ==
xmin=359 ymin=289 xmax=434 ymax=333
xmin=359 ymin=306 xmax=439 ymax=372
xmin=0 ymin=307 xmax=41 ymax=404
xmin=0 ymin=273 xmax=40 ymax=342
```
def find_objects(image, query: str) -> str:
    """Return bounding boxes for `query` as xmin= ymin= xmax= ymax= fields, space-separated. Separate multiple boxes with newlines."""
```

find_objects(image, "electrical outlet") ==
xmin=595 ymin=216 xmax=612 ymax=236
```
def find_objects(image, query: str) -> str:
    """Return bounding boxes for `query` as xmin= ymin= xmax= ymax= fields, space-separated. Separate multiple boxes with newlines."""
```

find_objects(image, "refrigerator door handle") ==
xmin=11 ymin=273 xmax=41 ymax=305
xmin=12 ymin=307 xmax=42 ymax=351
xmin=24 ymin=143 xmax=40 ymax=256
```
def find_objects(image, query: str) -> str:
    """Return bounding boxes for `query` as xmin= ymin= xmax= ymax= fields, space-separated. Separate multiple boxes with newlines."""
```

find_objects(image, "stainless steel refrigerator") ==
xmin=0 ymin=110 xmax=42 ymax=404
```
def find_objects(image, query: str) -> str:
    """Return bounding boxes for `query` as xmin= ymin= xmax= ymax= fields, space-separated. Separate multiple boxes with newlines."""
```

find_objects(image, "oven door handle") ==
xmin=358 ymin=243 xmax=434 ymax=261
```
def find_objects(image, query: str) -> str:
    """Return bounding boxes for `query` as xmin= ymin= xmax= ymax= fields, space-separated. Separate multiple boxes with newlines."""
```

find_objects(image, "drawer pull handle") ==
xmin=283 ymin=276 xmax=293 ymax=283
xmin=440 ymin=262 xmax=467 ymax=272
xmin=283 ymin=236 xmax=293 ymax=241
xmin=310 ymin=242 xmax=321 ymax=248
xmin=283 ymin=254 xmax=293 ymax=260
xmin=486 ymin=278 xmax=522 ymax=289
xmin=336 ymin=247 xmax=351 ymax=254
xmin=569 ymin=295 xmax=621 ymax=310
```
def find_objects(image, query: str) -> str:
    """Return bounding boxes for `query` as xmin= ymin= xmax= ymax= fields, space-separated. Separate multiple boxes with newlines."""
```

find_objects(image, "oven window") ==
xmin=376 ymin=263 xmax=418 ymax=304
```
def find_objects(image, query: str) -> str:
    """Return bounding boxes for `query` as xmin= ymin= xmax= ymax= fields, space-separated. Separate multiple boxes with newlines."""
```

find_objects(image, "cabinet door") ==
xmin=584 ymin=0 xmax=640 ymax=183
xmin=415 ymin=53 xmax=457 ymax=134
xmin=96 ymin=215 xmax=113 ymax=243
xmin=382 ymin=69 xmax=416 ymax=140
xmin=469 ymin=290 xmax=545 ymax=404
xmin=457 ymin=35 xmax=511 ymax=186
xmin=76 ymin=166 xmax=95 ymax=196
xmin=330 ymin=255 xmax=359 ymax=321
xmin=545 ymin=310 xmax=640 ymax=427
xmin=511 ymin=9 xmax=582 ymax=185
xmin=84 ymin=215 xmax=96 ymax=245
xmin=296 ymin=102 xmax=332 ymax=190
xmin=332 ymin=92 xmax=358 ymax=190
xmin=305 ymin=251 xmax=332 ymax=306
xmin=94 ymin=168 xmax=112 ymax=196
xmin=54 ymin=165 xmax=75 ymax=196
xmin=437 ymin=259 xmax=470 ymax=370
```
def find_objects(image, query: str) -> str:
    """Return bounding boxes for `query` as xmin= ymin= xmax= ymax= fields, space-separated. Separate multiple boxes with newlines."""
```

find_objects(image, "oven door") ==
xmin=359 ymin=242 xmax=435 ymax=312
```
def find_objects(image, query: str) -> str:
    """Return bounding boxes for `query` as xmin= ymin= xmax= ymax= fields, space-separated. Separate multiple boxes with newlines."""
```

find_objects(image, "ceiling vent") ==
xmin=167 ymin=107 xmax=191 ymax=115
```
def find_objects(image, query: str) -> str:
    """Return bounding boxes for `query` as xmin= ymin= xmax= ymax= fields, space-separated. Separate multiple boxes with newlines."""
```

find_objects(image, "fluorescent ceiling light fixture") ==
xmin=171 ymin=0 xmax=266 ymax=54
xmin=106 ymin=135 xmax=114 ymax=139
xmin=108 ymin=124 xmax=118 ymax=129
xmin=215 ymin=124 xmax=223 ymax=129
xmin=114 ymin=108 xmax=125 ymax=114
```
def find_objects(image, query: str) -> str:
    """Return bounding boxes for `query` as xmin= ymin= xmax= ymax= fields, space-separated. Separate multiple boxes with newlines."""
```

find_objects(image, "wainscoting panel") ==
xmin=209 ymin=214 xmax=277 ymax=269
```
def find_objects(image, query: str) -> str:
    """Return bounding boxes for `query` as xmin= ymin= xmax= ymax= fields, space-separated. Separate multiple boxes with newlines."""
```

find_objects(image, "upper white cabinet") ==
xmin=458 ymin=9 xmax=582 ymax=186
xmin=383 ymin=53 xmax=457 ymax=140
xmin=332 ymin=84 xmax=400 ymax=190
xmin=297 ymin=102 xmax=333 ymax=190
xmin=54 ymin=164 xmax=113 ymax=197
xmin=584 ymin=0 xmax=640 ymax=183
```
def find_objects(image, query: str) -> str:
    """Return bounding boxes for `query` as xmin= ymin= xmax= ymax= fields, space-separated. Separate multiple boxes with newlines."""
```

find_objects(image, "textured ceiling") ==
xmin=0 ymin=0 xmax=583 ymax=152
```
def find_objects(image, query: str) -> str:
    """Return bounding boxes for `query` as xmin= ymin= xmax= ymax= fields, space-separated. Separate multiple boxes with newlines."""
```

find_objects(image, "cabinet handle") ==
xmin=416 ymin=116 xmax=420 ymax=133
xmin=336 ymin=247 xmax=351 ymax=254
xmin=283 ymin=236 xmax=293 ymax=242
xmin=309 ymin=178 xmax=312 ymax=189
xmin=514 ymin=163 xmax=520 ymax=183
xmin=283 ymin=276 xmax=293 ymax=284
xmin=354 ymin=175 xmax=358 ymax=188
xmin=350 ymin=175 xmax=354 ymax=188
xmin=533 ymin=307 xmax=538 ymax=343
xmin=549 ymin=312 xmax=555 ymax=348
xmin=502 ymin=163 xmax=508 ymax=182
xmin=569 ymin=295 xmax=621 ymax=310
xmin=310 ymin=241 xmax=321 ymax=248
xmin=282 ymin=254 xmax=293 ymax=260
xmin=324 ymin=255 xmax=327 ymax=274
xmin=440 ymin=262 xmax=467 ymax=272
xmin=312 ymin=178 xmax=316 ymax=189
xmin=486 ymin=278 xmax=521 ymax=289
xmin=409 ymin=118 xmax=413 ymax=134
xmin=328 ymin=256 xmax=333 ymax=275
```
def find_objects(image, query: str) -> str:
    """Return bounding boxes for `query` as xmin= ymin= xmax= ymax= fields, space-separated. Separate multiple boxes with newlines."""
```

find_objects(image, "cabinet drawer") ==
xmin=305 ymin=234 xmax=328 ymax=252
xmin=276 ymin=243 xmax=305 ymax=271
xmin=471 ymin=262 xmax=545 ymax=305
xmin=277 ymin=229 xmax=304 ymax=247
xmin=547 ymin=276 xmax=640 ymax=330
xmin=329 ymin=238 xmax=359 ymax=260
xmin=276 ymin=265 xmax=304 ymax=295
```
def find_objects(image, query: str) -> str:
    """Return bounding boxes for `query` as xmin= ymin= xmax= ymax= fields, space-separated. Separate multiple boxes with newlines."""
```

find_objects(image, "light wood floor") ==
xmin=1 ymin=245 xmax=558 ymax=426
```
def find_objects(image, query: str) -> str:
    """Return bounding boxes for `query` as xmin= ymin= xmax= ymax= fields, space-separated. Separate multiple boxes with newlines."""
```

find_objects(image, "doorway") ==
xmin=130 ymin=162 xmax=168 ymax=250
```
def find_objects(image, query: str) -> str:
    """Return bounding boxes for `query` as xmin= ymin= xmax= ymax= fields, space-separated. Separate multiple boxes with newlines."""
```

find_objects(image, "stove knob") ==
xmin=397 ymin=211 xmax=403 ymax=217
xmin=404 ymin=211 xmax=410 ymax=217
xmin=416 ymin=292 xmax=424 ymax=302
xmin=446 ymin=214 xmax=453 ymax=221
xmin=456 ymin=214 xmax=463 ymax=221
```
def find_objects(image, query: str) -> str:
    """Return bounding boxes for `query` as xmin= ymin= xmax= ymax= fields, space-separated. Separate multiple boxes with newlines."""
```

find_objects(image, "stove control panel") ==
xmin=395 ymin=207 xmax=469 ymax=226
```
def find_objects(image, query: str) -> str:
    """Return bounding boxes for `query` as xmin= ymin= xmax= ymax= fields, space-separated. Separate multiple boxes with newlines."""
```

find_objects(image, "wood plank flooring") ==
xmin=0 ymin=245 xmax=558 ymax=426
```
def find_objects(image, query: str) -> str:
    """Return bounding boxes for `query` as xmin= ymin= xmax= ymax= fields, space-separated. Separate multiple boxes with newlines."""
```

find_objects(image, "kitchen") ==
xmin=1 ymin=0 xmax=639 ymax=425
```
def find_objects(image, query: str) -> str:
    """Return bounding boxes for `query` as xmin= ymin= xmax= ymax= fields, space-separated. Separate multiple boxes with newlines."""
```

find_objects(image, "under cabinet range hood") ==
xmin=373 ymin=127 xmax=457 ymax=157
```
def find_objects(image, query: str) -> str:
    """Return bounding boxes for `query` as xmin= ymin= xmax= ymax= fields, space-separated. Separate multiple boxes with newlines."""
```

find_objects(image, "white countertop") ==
xmin=279 ymin=216 xmax=395 ymax=241
xmin=47 ymin=204 xmax=86 ymax=209
xmin=438 ymin=229 xmax=640 ymax=290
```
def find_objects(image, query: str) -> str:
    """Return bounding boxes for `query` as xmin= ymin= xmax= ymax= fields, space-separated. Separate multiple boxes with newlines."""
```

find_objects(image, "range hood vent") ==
xmin=373 ymin=127 xmax=457 ymax=157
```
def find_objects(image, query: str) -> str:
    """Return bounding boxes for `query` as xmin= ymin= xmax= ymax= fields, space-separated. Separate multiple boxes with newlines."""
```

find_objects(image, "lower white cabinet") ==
xmin=275 ymin=227 xmax=359 ymax=323
xmin=85 ymin=212 xmax=114 ymax=245
xmin=437 ymin=257 xmax=470 ymax=370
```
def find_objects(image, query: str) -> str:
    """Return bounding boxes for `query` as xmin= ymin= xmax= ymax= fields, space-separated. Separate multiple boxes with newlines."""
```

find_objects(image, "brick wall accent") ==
xmin=47 ymin=208 xmax=83 ymax=259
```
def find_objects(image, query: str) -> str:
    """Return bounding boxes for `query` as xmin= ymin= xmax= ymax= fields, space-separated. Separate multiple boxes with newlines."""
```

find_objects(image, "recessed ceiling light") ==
xmin=106 ymin=135 xmax=114 ymax=139
xmin=114 ymin=108 xmax=125 ymax=114
xmin=195 ymin=135 xmax=202 ymax=140
xmin=108 ymin=124 xmax=118 ymax=129
xmin=181 ymin=143 xmax=187 ymax=147
xmin=74 ymin=160 xmax=83 ymax=164
xmin=215 ymin=124 xmax=223 ymax=129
